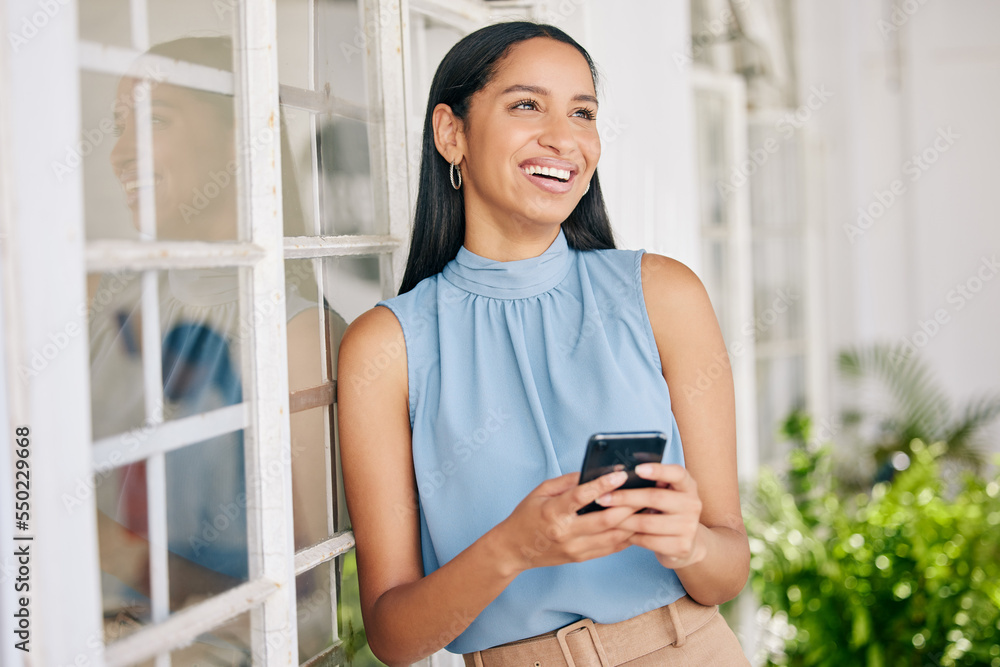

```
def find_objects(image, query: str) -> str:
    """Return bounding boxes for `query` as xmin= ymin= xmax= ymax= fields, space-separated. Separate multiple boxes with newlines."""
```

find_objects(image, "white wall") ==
xmin=796 ymin=0 xmax=1000 ymax=443
xmin=540 ymin=0 xmax=700 ymax=270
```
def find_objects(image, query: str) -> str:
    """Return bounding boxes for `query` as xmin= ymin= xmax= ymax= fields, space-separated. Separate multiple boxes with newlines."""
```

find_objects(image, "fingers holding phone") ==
xmin=597 ymin=463 xmax=707 ymax=568
xmin=494 ymin=470 xmax=636 ymax=573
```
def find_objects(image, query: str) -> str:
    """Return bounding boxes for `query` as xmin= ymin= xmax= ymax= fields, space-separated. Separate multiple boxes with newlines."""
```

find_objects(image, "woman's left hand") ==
xmin=594 ymin=463 xmax=707 ymax=569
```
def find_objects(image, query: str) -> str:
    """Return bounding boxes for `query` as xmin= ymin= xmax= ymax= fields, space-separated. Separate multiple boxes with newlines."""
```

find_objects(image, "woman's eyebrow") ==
xmin=499 ymin=83 xmax=598 ymax=106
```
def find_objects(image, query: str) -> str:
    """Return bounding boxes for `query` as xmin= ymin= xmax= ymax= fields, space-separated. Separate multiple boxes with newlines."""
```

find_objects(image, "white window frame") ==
xmin=689 ymin=62 xmax=828 ymax=662
xmin=1 ymin=0 xmax=412 ymax=665
xmin=690 ymin=66 xmax=759 ymax=485
xmin=746 ymin=108 xmax=827 ymax=465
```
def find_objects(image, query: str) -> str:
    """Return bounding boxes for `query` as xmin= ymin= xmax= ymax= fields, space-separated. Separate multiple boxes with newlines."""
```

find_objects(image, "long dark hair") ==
xmin=398 ymin=22 xmax=615 ymax=295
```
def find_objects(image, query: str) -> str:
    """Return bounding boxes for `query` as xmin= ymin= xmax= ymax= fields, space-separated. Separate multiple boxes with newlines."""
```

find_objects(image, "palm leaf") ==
xmin=838 ymin=344 xmax=951 ymax=444
xmin=837 ymin=344 xmax=1000 ymax=473
xmin=939 ymin=393 xmax=1000 ymax=468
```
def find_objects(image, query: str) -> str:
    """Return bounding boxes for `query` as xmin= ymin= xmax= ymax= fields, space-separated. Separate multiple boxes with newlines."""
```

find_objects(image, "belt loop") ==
xmin=667 ymin=601 xmax=687 ymax=647
xmin=473 ymin=649 xmax=485 ymax=667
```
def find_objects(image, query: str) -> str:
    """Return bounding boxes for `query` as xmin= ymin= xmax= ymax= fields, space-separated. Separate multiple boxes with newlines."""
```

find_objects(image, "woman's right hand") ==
xmin=492 ymin=471 xmax=638 ymax=573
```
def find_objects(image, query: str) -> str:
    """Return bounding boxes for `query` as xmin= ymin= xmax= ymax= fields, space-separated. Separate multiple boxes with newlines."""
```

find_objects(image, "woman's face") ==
xmin=457 ymin=37 xmax=601 ymax=232
xmin=109 ymin=78 xmax=237 ymax=239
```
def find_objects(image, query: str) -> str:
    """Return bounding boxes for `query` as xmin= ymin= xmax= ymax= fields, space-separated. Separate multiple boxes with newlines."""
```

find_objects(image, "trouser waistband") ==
xmin=463 ymin=595 xmax=719 ymax=667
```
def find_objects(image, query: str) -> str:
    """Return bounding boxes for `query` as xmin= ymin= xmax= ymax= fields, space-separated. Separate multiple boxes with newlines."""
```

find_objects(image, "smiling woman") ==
xmin=436 ymin=37 xmax=600 ymax=238
xmin=109 ymin=38 xmax=239 ymax=240
xmin=338 ymin=21 xmax=751 ymax=667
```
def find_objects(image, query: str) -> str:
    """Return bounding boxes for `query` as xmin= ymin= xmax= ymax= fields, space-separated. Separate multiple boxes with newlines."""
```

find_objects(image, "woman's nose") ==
xmin=537 ymin=115 xmax=576 ymax=154
xmin=109 ymin=119 xmax=136 ymax=171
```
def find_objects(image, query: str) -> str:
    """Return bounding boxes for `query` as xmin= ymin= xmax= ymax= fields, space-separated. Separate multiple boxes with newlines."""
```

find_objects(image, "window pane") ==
xmin=322 ymin=256 xmax=384 ymax=323
xmin=145 ymin=1 xmax=234 ymax=46
xmin=408 ymin=13 xmax=465 ymax=118
xmin=318 ymin=117 xmax=380 ymax=235
xmin=88 ymin=268 xmax=248 ymax=438
xmin=755 ymin=354 xmax=806 ymax=466
xmin=79 ymin=0 xmax=131 ymax=47
xmin=749 ymin=121 xmax=801 ymax=230
xmin=97 ymin=428 xmax=250 ymax=634
xmin=171 ymin=611 xmax=251 ymax=664
xmin=694 ymin=90 xmax=730 ymax=229
xmin=284 ymin=106 xmax=320 ymax=236
xmin=89 ymin=266 xmax=268 ymax=630
xmin=285 ymin=259 xmax=346 ymax=550
xmin=290 ymin=406 xmax=334 ymax=550
xmin=701 ymin=240 xmax=732 ymax=341
xmin=80 ymin=28 xmax=241 ymax=241
xmin=318 ymin=0 xmax=372 ymax=111
xmin=80 ymin=70 xmax=140 ymax=241
xmin=166 ymin=432 xmax=250 ymax=604
xmin=297 ymin=561 xmax=335 ymax=662
xmin=751 ymin=236 xmax=805 ymax=343
xmin=283 ymin=255 xmax=382 ymax=551
xmin=278 ymin=0 xmax=312 ymax=90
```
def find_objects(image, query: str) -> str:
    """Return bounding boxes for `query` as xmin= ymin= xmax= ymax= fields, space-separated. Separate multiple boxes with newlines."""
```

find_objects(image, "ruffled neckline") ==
xmin=441 ymin=229 xmax=573 ymax=299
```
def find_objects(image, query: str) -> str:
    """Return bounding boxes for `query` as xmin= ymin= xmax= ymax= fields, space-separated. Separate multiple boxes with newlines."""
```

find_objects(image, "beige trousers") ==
xmin=462 ymin=595 xmax=750 ymax=666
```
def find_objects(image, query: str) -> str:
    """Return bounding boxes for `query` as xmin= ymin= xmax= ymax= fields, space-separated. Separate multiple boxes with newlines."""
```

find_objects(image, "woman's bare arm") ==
xmin=338 ymin=306 xmax=637 ymax=665
xmin=601 ymin=253 xmax=750 ymax=606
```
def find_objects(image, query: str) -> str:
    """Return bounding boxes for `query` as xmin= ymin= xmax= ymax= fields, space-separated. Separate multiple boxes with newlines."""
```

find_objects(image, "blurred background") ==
xmin=2 ymin=0 xmax=998 ymax=665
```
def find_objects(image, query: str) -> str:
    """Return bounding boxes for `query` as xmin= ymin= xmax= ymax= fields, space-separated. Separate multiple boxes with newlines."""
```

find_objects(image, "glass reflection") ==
xmin=109 ymin=38 xmax=239 ymax=240
xmin=89 ymin=37 xmax=330 ymax=635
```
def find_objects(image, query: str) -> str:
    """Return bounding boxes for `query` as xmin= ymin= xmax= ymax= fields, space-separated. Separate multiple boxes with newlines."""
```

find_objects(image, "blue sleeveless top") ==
xmin=377 ymin=229 xmax=688 ymax=653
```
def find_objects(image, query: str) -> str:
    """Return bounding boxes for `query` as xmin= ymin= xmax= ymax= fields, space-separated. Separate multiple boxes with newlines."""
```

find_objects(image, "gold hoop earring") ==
xmin=450 ymin=160 xmax=462 ymax=190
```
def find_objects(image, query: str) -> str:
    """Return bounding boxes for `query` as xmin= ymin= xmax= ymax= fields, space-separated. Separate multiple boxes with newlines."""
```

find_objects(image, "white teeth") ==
xmin=124 ymin=179 xmax=156 ymax=193
xmin=522 ymin=165 xmax=572 ymax=181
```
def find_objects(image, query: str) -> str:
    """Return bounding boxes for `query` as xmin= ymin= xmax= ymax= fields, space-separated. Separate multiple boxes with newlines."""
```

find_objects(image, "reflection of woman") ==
xmin=339 ymin=22 xmax=750 ymax=665
xmin=90 ymin=36 xmax=335 ymax=621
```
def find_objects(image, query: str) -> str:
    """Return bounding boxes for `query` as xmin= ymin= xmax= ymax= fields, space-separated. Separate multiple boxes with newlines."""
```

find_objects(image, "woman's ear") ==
xmin=432 ymin=103 xmax=465 ymax=165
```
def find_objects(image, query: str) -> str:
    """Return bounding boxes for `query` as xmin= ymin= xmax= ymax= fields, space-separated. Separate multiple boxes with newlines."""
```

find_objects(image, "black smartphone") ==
xmin=576 ymin=431 xmax=668 ymax=514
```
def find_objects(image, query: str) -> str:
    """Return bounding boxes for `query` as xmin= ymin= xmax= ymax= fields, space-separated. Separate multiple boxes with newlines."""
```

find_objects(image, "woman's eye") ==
xmin=573 ymin=108 xmax=597 ymax=121
xmin=511 ymin=99 xmax=537 ymax=111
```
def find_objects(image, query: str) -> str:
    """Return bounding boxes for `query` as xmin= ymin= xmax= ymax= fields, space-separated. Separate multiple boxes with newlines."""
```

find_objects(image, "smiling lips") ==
xmin=118 ymin=171 xmax=161 ymax=207
xmin=521 ymin=164 xmax=572 ymax=181
xmin=519 ymin=158 xmax=579 ymax=194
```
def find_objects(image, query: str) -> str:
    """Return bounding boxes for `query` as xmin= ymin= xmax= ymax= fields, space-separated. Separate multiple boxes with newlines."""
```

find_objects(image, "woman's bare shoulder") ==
xmin=639 ymin=252 xmax=723 ymax=360
xmin=342 ymin=305 xmax=403 ymax=345
xmin=640 ymin=252 xmax=710 ymax=309
xmin=338 ymin=305 xmax=407 ymax=398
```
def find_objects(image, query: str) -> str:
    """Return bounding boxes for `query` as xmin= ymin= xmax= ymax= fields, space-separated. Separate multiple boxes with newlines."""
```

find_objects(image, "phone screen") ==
xmin=577 ymin=432 xmax=667 ymax=514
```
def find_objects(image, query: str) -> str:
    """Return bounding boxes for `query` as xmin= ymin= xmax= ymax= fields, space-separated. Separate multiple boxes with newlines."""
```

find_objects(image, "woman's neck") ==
xmin=462 ymin=218 xmax=562 ymax=262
